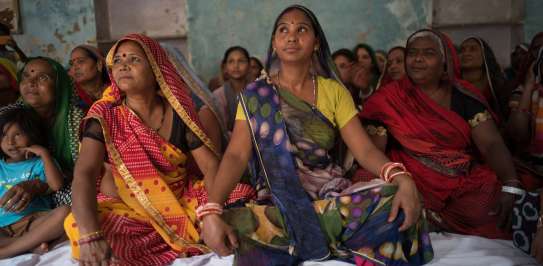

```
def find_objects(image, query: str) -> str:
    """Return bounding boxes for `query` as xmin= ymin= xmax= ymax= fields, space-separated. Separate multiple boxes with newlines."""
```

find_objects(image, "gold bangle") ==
xmin=79 ymin=230 xmax=103 ymax=240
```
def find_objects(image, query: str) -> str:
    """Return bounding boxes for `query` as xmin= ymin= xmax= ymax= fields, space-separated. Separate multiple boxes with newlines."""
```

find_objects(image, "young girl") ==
xmin=0 ymin=107 xmax=69 ymax=258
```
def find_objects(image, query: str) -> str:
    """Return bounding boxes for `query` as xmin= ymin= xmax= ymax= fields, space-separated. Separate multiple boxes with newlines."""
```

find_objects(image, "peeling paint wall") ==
xmin=186 ymin=0 xmax=430 ymax=81
xmin=12 ymin=0 xmax=96 ymax=66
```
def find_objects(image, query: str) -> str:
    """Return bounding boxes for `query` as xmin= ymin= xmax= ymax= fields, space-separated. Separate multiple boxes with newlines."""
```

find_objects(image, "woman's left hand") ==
xmin=532 ymin=227 xmax=543 ymax=263
xmin=490 ymin=191 xmax=515 ymax=230
xmin=389 ymin=175 xmax=422 ymax=231
xmin=0 ymin=182 xmax=34 ymax=212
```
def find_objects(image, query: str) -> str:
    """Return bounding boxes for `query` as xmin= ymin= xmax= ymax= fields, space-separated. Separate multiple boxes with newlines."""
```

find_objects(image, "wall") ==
xmin=186 ymin=0 xmax=431 ymax=81
xmin=525 ymin=0 xmax=543 ymax=43
xmin=12 ymin=0 xmax=96 ymax=66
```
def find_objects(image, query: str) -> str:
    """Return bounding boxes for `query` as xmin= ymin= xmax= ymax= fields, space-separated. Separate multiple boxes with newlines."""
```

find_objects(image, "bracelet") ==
xmin=503 ymin=179 xmax=522 ymax=186
xmin=196 ymin=203 xmax=224 ymax=220
xmin=501 ymin=185 xmax=525 ymax=196
xmin=387 ymin=171 xmax=412 ymax=183
xmin=537 ymin=215 xmax=543 ymax=229
xmin=79 ymin=230 xmax=103 ymax=240
xmin=78 ymin=232 xmax=104 ymax=246
xmin=380 ymin=162 xmax=407 ymax=183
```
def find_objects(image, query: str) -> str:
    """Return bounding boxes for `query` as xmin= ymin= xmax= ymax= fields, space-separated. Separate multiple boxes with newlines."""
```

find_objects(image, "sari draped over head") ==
xmin=0 ymin=58 xmax=17 ymax=92
xmin=360 ymin=29 xmax=509 ymax=239
xmin=461 ymin=37 xmax=509 ymax=120
xmin=17 ymin=57 xmax=84 ymax=206
xmin=64 ymin=34 xmax=254 ymax=266
xmin=224 ymin=6 xmax=433 ymax=266
xmin=72 ymin=44 xmax=110 ymax=110
xmin=376 ymin=46 xmax=405 ymax=89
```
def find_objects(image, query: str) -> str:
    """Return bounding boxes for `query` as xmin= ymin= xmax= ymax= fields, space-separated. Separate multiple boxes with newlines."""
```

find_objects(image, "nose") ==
xmin=286 ymin=31 xmax=298 ymax=43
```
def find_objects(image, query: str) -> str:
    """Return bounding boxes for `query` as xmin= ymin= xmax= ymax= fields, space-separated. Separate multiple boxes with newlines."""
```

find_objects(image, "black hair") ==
xmin=73 ymin=46 xmax=110 ymax=83
xmin=332 ymin=48 xmax=356 ymax=62
xmin=0 ymin=107 xmax=48 ymax=159
xmin=250 ymin=56 xmax=264 ymax=70
xmin=221 ymin=46 xmax=250 ymax=65
xmin=353 ymin=43 xmax=381 ymax=77
xmin=0 ymin=23 xmax=10 ymax=36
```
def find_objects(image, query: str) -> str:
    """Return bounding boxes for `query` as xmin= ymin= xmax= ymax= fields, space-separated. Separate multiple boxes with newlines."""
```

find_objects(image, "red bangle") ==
xmin=387 ymin=171 xmax=412 ymax=183
xmin=196 ymin=203 xmax=224 ymax=220
xmin=78 ymin=235 xmax=104 ymax=245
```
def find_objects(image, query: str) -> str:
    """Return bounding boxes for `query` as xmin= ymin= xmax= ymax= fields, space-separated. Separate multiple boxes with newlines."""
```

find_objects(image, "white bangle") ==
xmin=501 ymin=185 xmax=525 ymax=196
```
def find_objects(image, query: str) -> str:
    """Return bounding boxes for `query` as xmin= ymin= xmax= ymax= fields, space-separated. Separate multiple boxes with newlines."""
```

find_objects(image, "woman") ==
xmin=201 ymin=5 xmax=433 ymax=266
xmin=460 ymin=37 xmax=509 ymax=120
xmin=249 ymin=56 xmax=263 ymax=82
xmin=212 ymin=46 xmax=251 ymax=135
xmin=375 ymin=49 xmax=386 ymax=74
xmin=0 ymin=58 xmax=18 ymax=107
xmin=65 ymin=34 xmax=254 ymax=266
xmin=359 ymin=29 xmax=521 ymax=239
xmin=69 ymin=45 xmax=110 ymax=110
xmin=352 ymin=43 xmax=381 ymax=103
xmin=17 ymin=57 xmax=85 ymax=206
xmin=377 ymin=46 xmax=406 ymax=88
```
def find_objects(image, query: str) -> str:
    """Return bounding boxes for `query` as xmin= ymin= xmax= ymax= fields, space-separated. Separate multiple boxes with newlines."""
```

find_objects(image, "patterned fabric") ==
xmin=232 ymin=76 xmax=433 ymax=266
xmin=360 ymin=29 xmax=509 ymax=239
xmin=512 ymin=191 xmax=541 ymax=254
xmin=64 ymin=34 xmax=255 ymax=265
xmin=18 ymin=57 xmax=84 ymax=206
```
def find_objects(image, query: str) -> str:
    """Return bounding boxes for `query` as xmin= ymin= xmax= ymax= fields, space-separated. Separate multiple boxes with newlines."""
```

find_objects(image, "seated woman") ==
xmin=378 ymin=46 xmax=406 ymax=87
xmin=0 ymin=107 xmax=69 ymax=258
xmin=249 ymin=56 xmax=264 ymax=82
xmin=69 ymin=45 xmax=110 ymax=111
xmin=0 ymin=58 xmax=18 ymax=107
xmin=358 ymin=29 xmax=520 ymax=239
xmin=375 ymin=49 xmax=386 ymax=74
xmin=212 ymin=46 xmax=251 ymax=135
xmin=460 ymin=37 xmax=509 ymax=120
xmin=201 ymin=5 xmax=433 ymax=266
xmin=16 ymin=57 xmax=85 ymax=207
xmin=351 ymin=43 xmax=381 ymax=104
xmin=65 ymin=34 xmax=254 ymax=266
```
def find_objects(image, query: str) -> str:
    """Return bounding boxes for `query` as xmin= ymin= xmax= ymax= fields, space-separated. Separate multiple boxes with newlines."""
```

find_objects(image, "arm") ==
xmin=71 ymin=137 xmax=105 ymax=234
xmin=507 ymin=64 xmax=535 ymax=146
xmin=190 ymin=145 xmax=219 ymax=191
xmin=6 ymin=36 xmax=27 ymax=62
xmin=198 ymin=107 xmax=223 ymax=152
xmin=340 ymin=116 xmax=420 ymax=231
xmin=25 ymin=145 xmax=63 ymax=191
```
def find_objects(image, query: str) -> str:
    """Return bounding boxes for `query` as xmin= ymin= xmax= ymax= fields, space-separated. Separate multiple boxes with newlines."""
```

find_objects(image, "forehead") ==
xmin=24 ymin=59 xmax=54 ymax=75
xmin=227 ymin=50 xmax=246 ymax=59
xmin=461 ymin=39 xmax=480 ymax=48
xmin=334 ymin=55 xmax=350 ymax=63
xmin=388 ymin=49 xmax=404 ymax=58
xmin=114 ymin=40 xmax=146 ymax=56
xmin=71 ymin=47 xmax=91 ymax=58
xmin=408 ymin=37 xmax=440 ymax=50
xmin=278 ymin=9 xmax=312 ymax=25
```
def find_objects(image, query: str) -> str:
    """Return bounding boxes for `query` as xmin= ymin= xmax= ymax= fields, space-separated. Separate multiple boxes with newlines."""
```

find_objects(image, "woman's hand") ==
xmin=532 ymin=225 xmax=543 ymax=263
xmin=389 ymin=175 xmax=422 ymax=231
xmin=0 ymin=182 xmax=35 ymax=212
xmin=78 ymin=239 xmax=114 ymax=266
xmin=201 ymin=214 xmax=238 ymax=256
xmin=490 ymin=191 xmax=515 ymax=230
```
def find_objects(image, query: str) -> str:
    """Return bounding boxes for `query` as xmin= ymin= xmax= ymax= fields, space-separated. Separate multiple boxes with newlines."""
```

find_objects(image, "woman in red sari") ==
xmin=358 ymin=29 xmax=521 ymax=239
xmin=65 ymin=34 xmax=254 ymax=266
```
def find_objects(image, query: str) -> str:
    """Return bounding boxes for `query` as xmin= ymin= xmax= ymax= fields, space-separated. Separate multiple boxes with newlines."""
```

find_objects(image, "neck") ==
xmin=80 ymin=78 xmax=104 ymax=100
xmin=462 ymin=67 xmax=486 ymax=87
xmin=229 ymin=78 xmax=247 ymax=93
xmin=418 ymin=82 xmax=441 ymax=94
xmin=278 ymin=61 xmax=312 ymax=92
xmin=125 ymin=92 xmax=160 ymax=118
xmin=34 ymin=105 xmax=55 ymax=122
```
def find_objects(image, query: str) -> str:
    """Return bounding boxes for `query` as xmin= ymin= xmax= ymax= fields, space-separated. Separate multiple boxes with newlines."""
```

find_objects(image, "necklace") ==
xmin=123 ymin=96 xmax=166 ymax=132
xmin=277 ymin=71 xmax=317 ymax=106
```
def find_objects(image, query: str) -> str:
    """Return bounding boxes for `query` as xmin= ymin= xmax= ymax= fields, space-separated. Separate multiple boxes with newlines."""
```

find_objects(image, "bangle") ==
xmin=387 ymin=171 xmax=412 ymax=183
xmin=379 ymin=162 xmax=407 ymax=183
xmin=503 ymin=179 xmax=522 ymax=186
xmin=537 ymin=215 xmax=543 ymax=229
xmin=196 ymin=203 xmax=224 ymax=220
xmin=501 ymin=185 xmax=525 ymax=196
xmin=79 ymin=230 xmax=103 ymax=240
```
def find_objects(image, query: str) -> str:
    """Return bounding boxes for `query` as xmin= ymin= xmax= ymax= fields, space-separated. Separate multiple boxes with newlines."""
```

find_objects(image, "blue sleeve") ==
xmin=34 ymin=159 xmax=47 ymax=182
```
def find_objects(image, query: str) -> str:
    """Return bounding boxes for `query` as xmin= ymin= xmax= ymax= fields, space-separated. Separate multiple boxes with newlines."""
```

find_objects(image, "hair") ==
xmin=0 ymin=107 xmax=47 ymax=159
xmin=353 ymin=43 xmax=381 ymax=77
xmin=0 ymin=23 xmax=10 ymax=36
xmin=250 ymin=56 xmax=263 ymax=70
xmin=221 ymin=46 xmax=250 ymax=65
xmin=72 ymin=46 xmax=110 ymax=83
xmin=332 ymin=48 xmax=356 ymax=62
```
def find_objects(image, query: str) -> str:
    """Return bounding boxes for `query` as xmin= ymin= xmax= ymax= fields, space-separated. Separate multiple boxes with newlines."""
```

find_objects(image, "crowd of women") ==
xmin=0 ymin=4 xmax=542 ymax=266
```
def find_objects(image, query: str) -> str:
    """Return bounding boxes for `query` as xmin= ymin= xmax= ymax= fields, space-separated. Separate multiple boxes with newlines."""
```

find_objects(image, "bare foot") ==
xmin=31 ymin=243 xmax=48 ymax=255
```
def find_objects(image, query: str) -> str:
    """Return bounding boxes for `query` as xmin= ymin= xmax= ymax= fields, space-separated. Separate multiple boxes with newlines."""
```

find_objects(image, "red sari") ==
xmin=359 ymin=30 xmax=509 ymax=239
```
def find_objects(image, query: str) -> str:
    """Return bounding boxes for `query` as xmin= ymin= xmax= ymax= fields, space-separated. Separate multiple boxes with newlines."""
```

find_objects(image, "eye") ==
xmin=277 ymin=26 xmax=288 ymax=34
xmin=38 ymin=74 xmax=51 ymax=82
xmin=298 ymin=26 xmax=307 ymax=33
xmin=112 ymin=57 xmax=122 ymax=65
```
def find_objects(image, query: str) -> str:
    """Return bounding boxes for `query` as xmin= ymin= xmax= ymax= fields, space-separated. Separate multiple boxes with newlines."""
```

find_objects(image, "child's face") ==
xmin=1 ymin=123 xmax=31 ymax=162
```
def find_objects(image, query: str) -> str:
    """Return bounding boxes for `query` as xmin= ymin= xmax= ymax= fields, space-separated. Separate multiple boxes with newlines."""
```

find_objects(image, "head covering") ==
xmin=103 ymin=33 xmax=216 ymax=154
xmin=460 ymin=37 xmax=507 ymax=118
xmin=264 ymin=5 xmax=342 ymax=85
xmin=405 ymin=29 xmax=494 ymax=118
xmin=18 ymin=57 xmax=84 ymax=172
xmin=0 ymin=58 xmax=17 ymax=92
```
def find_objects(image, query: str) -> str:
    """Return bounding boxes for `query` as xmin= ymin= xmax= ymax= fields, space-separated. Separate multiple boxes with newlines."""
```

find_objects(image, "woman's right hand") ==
xmin=201 ymin=214 xmax=238 ymax=256
xmin=78 ymin=239 xmax=113 ymax=266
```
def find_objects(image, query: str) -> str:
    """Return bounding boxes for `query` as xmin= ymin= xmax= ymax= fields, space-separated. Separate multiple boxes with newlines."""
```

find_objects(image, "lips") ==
xmin=283 ymin=47 xmax=301 ymax=53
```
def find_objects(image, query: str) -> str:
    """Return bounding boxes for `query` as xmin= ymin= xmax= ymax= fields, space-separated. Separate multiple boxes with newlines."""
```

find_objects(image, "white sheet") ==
xmin=0 ymin=233 xmax=538 ymax=266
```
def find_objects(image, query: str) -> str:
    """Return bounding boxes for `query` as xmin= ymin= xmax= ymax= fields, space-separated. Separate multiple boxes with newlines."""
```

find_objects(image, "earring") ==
xmin=272 ymin=47 xmax=276 ymax=56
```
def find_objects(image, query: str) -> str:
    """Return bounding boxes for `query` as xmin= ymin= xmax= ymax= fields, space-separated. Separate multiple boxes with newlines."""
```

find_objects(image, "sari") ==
xmin=18 ymin=57 xmax=85 ymax=206
xmin=64 ymin=34 xmax=254 ymax=266
xmin=221 ymin=5 xmax=433 ymax=266
xmin=360 ymin=29 xmax=510 ymax=239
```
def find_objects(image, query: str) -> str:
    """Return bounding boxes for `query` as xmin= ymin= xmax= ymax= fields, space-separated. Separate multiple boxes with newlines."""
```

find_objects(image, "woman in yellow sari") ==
xmin=64 ymin=34 xmax=254 ymax=266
